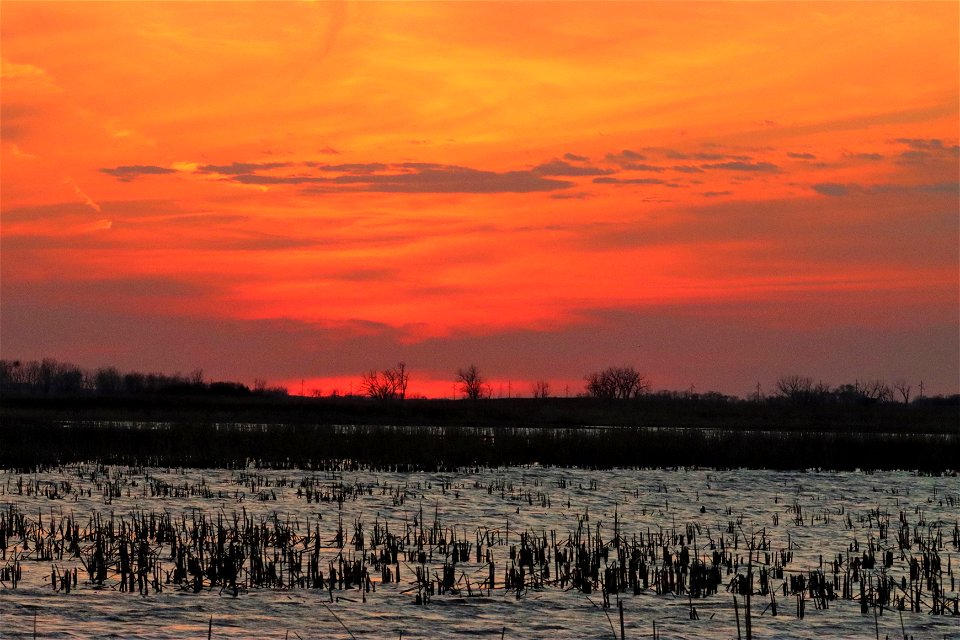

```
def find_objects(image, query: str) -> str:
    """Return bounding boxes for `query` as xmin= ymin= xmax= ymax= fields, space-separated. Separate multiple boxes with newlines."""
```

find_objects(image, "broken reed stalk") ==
xmin=618 ymin=597 xmax=625 ymax=640
xmin=734 ymin=595 xmax=742 ymax=640
xmin=874 ymin=599 xmax=880 ymax=640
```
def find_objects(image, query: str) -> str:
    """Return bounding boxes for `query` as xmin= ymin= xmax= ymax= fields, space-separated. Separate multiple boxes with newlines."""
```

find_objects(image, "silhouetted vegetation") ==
xmin=360 ymin=362 xmax=409 ymax=400
xmin=585 ymin=366 xmax=650 ymax=399
xmin=3 ymin=465 xmax=956 ymax=623
xmin=456 ymin=364 xmax=488 ymax=400
xmin=2 ymin=358 xmax=957 ymax=470
xmin=531 ymin=379 xmax=550 ymax=398
xmin=0 ymin=358 xmax=287 ymax=398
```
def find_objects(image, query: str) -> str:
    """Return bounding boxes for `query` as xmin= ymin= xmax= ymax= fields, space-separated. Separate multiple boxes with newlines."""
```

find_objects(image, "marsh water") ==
xmin=1 ymin=464 xmax=957 ymax=639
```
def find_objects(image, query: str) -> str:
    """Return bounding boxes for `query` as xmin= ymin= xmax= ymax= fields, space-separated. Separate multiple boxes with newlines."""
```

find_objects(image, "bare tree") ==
xmin=361 ymin=362 xmax=410 ymax=400
xmin=858 ymin=379 xmax=892 ymax=403
xmin=892 ymin=380 xmax=912 ymax=404
xmin=386 ymin=361 xmax=409 ymax=400
xmin=456 ymin=365 xmax=487 ymax=400
xmin=531 ymin=380 xmax=550 ymax=398
xmin=584 ymin=366 xmax=649 ymax=399
xmin=775 ymin=375 xmax=814 ymax=400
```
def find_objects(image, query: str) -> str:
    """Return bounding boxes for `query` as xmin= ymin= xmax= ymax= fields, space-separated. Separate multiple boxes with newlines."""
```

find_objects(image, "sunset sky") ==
xmin=2 ymin=2 xmax=958 ymax=397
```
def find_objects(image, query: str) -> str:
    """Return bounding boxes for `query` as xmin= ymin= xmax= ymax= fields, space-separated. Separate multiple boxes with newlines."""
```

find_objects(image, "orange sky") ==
xmin=2 ymin=2 xmax=958 ymax=397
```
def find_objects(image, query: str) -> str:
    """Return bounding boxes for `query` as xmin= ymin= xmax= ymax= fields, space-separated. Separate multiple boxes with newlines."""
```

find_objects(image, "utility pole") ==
xmin=918 ymin=380 xmax=924 ymax=400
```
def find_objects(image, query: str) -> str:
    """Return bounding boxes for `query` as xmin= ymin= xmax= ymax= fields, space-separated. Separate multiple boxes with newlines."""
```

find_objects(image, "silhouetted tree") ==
xmin=893 ymin=380 xmax=912 ymax=404
xmin=857 ymin=379 xmax=892 ymax=403
xmin=585 ymin=366 xmax=648 ymax=399
xmin=531 ymin=380 xmax=550 ymax=398
xmin=775 ymin=375 xmax=814 ymax=401
xmin=362 ymin=362 xmax=410 ymax=400
xmin=456 ymin=365 xmax=487 ymax=400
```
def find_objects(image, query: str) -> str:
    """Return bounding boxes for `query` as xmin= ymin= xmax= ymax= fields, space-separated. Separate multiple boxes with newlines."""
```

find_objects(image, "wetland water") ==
xmin=1 ymin=465 xmax=957 ymax=639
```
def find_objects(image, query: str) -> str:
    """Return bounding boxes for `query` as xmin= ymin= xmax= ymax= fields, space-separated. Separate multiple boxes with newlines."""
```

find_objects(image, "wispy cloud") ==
xmin=297 ymin=164 xmax=574 ymax=193
xmin=701 ymin=161 xmax=779 ymax=172
xmin=621 ymin=162 xmax=665 ymax=173
xmin=812 ymin=181 xmax=959 ymax=197
xmin=100 ymin=165 xmax=176 ymax=181
xmin=67 ymin=178 xmax=101 ymax=212
xmin=895 ymin=138 xmax=958 ymax=151
xmin=843 ymin=152 xmax=884 ymax=161
xmin=593 ymin=177 xmax=673 ymax=186
xmin=102 ymin=159 xmax=575 ymax=193
xmin=811 ymin=183 xmax=852 ymax=197
xmin=605 ymin=149 xmax=647 ymax=165
xmin=307 ymin=162 xmax=390 ymax=174
xmin=533 ymin=159 xmax=614 ymax=177
xmin=893 ymin=138 xmax=960 ymax=165
xmin=198 ymin=162 xmax=292 ymax=174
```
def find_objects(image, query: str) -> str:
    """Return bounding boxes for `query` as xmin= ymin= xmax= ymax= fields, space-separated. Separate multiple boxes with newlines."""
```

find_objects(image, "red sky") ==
xmin=2 ymin=2 xmax=958 ymax=397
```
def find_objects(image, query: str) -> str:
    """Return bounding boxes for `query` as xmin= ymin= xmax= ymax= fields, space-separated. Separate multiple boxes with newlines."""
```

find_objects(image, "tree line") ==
xmin=0 ymin=359 xmax=287 ymax=398
xmin=346 ymin=362 xmax=952 ymax=406
xmin=1 ymin=358 xmax=954 ymax=406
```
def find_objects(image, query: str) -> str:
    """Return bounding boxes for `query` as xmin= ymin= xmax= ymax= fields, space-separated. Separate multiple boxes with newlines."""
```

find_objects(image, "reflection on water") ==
xmin=1 ymin=464 xmax=957 ymax=639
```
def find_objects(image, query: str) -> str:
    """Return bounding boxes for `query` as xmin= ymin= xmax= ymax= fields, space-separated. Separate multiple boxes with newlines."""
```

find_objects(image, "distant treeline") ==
xmin=1 ymin=358 xmax=956 ymax=408
xmin=2 ymin=358 xmax=957 ymax=470
xmin=0 ymin=358 xmax=287 ymax=398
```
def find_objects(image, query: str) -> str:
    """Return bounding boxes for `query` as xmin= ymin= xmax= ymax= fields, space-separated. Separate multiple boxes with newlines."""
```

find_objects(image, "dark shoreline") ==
xmin=2 ymin=395 xmax=956 ymax=471
xmin=3 ymin=393 xmax=957 ymax=431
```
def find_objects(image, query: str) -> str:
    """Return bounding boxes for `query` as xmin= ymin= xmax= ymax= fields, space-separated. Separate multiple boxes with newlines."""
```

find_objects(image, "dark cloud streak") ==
xmin=198 ymin=162 xmax=292 ymax=174
xmin=100 ymin=165 xmax=176 ymax=181
xmin=533 ymin=160 xmax=614 ymax=177
xmin=700 ymin=161 xmax=779 ymax=172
